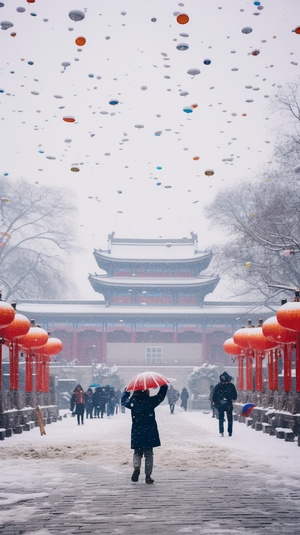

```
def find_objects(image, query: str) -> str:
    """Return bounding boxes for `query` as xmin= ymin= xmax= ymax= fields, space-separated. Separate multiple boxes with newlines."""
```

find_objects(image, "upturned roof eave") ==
xmin=88 ymin=274 xmax=220 ymax=290
xmin=93 ymin=249 xmax=212 ymax=265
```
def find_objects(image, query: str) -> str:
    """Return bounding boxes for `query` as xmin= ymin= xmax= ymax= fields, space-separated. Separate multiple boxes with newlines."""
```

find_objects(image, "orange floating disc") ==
xmin=176 ymin=13 xmax=189 ymax=25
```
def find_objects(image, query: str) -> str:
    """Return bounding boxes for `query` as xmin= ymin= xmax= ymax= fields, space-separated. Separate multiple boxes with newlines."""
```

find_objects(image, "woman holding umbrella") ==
xmin=121 ymin=371 xmax=169 ymax=484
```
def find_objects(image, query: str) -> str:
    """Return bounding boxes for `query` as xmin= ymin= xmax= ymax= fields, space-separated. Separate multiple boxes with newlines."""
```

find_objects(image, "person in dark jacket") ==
xmin=121 ymin=384 xmax=168 ymax=484
xmin=167 ymin=385 xmax=180 ymax=414
xmin=212 ymin=372 xmax=237 ymax=437
xmin=85 ymin=388 xmax=94 ymax=419
xmin=180 ymin=387 xmax=189 ymax=411
xmin=209 ymin=384 xmax=218 ymax=418
xmin=93 ymin=386 xmax=107 ymax=418
xmin=70 ymin=384 xmax=86 ymax=426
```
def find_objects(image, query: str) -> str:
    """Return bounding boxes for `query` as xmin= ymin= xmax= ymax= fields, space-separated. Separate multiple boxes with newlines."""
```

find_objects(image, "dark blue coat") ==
xmin=212 ymin=381 xmax=237 ymax=410
xmin=121 ymin=385 xmax=168 ymax=449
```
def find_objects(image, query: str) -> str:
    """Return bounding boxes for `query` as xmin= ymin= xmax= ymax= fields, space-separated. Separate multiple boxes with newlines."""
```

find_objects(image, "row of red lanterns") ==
xmin=0 ymin=295 xmax=63 ymax=393
xmin=223 ymin=295 xmax=300 ymax=393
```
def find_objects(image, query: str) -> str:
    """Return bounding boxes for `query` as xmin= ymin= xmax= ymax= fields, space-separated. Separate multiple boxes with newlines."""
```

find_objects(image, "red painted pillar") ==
xmin=36 ymin=353 xmax=43 ymax=392
xmin=237 ymin=355 xmax=244 ymax=391
xmin=131 ymin=331 xmax=137 ymax=343
xmin=268 ymin=349 xmax=275 ymax=390
xmin=202 ymin=331 xmax=207 ymax=363
xmin=72 ymin=330 xmax=78 ymax=362
xmin=0 ymin=342 xmax=2 ymax=390
xmin=9 ymin=341 xmax=19 ymax=390
xmin=296 ymin=333 xmax=300 ymax=392
xmin=45 ymin=355 xmax=50 ymax=392
xmin=40 ymin=355 xmax=48 ymax=392
xmin=245 ymin=349 xmax=253 ymax=391
xmin=173 ymin=332 xmax=178 ymax=343
xmin=283 ymin=343 xmax=293 ymax=392
xmin=102 ymin=331 xmax=107 ymax=363
xmin=272 ymin=348 xmax=279 ymax=391
xmin=25 ymin=350 xmax=34 ymax=392
xmin=255 ymin=352 xmax=263 ymax=392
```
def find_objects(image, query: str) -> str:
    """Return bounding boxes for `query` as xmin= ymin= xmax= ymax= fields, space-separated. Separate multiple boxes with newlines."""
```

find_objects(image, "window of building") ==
xmin=145 ymin=346 xmax=162 ymax=365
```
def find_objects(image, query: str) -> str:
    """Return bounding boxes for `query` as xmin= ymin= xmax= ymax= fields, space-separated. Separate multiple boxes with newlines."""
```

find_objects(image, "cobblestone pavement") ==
xmin=1 ymin=461 xmax=300 ymax=535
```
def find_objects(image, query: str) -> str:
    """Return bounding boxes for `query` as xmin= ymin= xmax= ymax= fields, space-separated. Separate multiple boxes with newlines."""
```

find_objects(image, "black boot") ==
xmin=145 ymin=475 xmax=154 ymax=484
xmin=131 ymin=468 xmax=140 ymax=482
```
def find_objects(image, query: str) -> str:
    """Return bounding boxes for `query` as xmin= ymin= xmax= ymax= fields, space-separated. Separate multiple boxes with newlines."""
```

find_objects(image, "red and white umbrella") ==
xmin=126 ymin=371 xmax=170 ymax=392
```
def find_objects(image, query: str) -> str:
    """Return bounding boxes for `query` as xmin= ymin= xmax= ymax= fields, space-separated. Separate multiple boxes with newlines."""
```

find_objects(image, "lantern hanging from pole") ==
xmin=3 ymin=311 xmax=31 ymax=391
xmin=223 ymin=338 xmax=241 ymax=355
xmin=233 ymin=321 xmax=255 ymax=391
xmin=224 ymin=337 xmax=244 ymax=391
xmin=262 ymin=316 xmax=297 ymax=344
xmin=246 ymin=325 xmax=278 ymax=351
xmin=39 ymin=337 xmax=63 ymax=392
xmin=0 ymin=296 xmax=15 ymax=328
xmin=19 ymin=322 xmax=49 ymax=394
xmin=0 ymin=295 xmax=16 ymax=389
xmin=277 ymin=300 xmax=300 ymax=331
xmin=18 ymin=322 xmax=49 ymax=349
xmin=277 ymin=294 xmax=300 ymax=392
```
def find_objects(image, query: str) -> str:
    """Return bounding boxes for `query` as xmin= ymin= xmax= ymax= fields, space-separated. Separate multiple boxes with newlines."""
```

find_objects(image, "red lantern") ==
xmin=18 ymin=326 xmax=49 ymax=349
xmin=233 ymin=327 xmax=252 ymax=348
xmin=223 ymin=338 xmax=241 ymax=355
xmin=247 ymin=327 xmax=278 ymax=351
xmin=0 ymin=297 xmax=15 ymax=389
xmin=277 ymin=302 xmax=300 ymax=331
xmin=224 ymin=337 xmax=244 ymax=390
xmin=277 ymin=301 xmax=300 ymax=391
xmin=0 ymin=299 xmax=15 ymax=328
xmin=38 ymin=338 xmax=63 ymax=392
xmin=3 ymin=313 xmax=31 ymax=391
xmin=3 ymin=313 xmax=31 ymax=340
xmin=262 ymin=316 xmax=297 ymax=344
xmin=40 ymin=337 xmax=63 ymax=355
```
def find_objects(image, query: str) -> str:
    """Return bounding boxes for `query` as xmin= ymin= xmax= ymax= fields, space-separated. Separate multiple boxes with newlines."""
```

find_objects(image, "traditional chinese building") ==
xmin=15 ymin=233 xmax=273 ymax=375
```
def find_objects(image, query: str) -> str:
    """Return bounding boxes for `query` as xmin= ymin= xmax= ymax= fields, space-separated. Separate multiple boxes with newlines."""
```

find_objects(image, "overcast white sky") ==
xmin=1 ymin=0 xmax=299 ymax=299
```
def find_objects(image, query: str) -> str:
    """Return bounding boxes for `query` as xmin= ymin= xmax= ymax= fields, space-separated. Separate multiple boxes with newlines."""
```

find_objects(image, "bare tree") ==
xmin=205 ymin=163 xmax=300 ymax=300
xmin=0 ymin=178 xmax=78 ymax=300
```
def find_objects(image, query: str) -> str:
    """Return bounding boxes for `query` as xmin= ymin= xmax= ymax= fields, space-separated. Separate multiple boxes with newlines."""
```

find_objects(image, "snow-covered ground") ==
xmin=1 ymin=401 xmax=300 ymax=531
xmin=1 ymin=402 xmax=299 ymax=480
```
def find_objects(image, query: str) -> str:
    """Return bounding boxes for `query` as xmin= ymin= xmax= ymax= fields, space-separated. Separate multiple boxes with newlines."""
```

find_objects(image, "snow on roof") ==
xmin=15 ymin=300 xmax=278 ymax=318
xmin=89 ymin=275 xmax=219 ymax=288
xmin=97 ymin=238 xmax=210 ymax=261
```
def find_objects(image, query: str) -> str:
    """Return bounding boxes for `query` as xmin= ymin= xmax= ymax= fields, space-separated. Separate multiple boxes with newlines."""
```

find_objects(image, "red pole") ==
xmin=9 ymin=341 xmax=19 ymax=390
xmin=245 ymin=348 xmax=253 ymax=390
xmin=44 ymin=355 xmax=50 ymax=392
xmin=40 ymin=355 xmax=48 ymax=392
xmin=296 ymin=332 xmax=300 ymax=392
xmin=36 ymin=353 xmax=42 ymax=392
xmin=283 ymin=343 xmax=292 ymax=392
xmin=0 ymin=342 xmax=2 ymax=390
xmin=25 ymin=350 xmax=33 ymax=392
xmin=273 ymin=348 xmax=279 ymax=391
xmin=255 ymin=352 xmax=263 ymax=391
xmin=238 ymin=355 xmax=244 ymax=391
xmin=268 ymin=349 xmax=274 ymax=390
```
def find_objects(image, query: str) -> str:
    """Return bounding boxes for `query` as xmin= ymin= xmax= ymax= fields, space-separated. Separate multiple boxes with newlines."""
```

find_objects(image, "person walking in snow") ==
xmin=212 ymin=372 xmax=237 ymax=437
xmin=70 ymin=384 xmax=86 ymax=426
xmin=167 ymin=385 xmax=180 ymax=414
xmin=85 ymin=388 xmax=94 ymax=419
xmin=180 ymin=387 xmax=189 ymax=411
xmin=121 ymin=384 xmax=168 ymax=484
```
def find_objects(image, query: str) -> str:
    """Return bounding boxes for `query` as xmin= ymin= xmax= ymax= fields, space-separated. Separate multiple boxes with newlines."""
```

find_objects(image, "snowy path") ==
xmin=1 ymin=404 xmax=300 ymax=534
